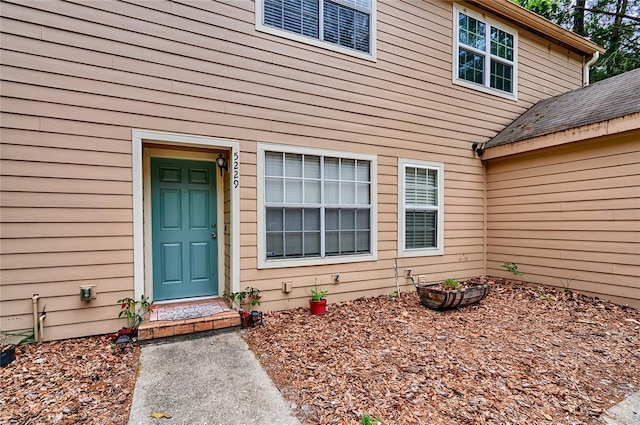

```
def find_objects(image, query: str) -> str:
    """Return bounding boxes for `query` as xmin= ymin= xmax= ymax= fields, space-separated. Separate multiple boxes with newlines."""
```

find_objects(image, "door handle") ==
xmin=212 ymin=232 xmax=217 ymax=239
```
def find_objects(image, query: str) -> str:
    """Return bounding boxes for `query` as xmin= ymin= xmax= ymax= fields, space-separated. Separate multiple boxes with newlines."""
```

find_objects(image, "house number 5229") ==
xmin=233 ymin=151 xmax=239 ymax=189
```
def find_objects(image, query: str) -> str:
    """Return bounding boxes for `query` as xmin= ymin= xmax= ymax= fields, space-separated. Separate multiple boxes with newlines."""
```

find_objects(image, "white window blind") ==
xmin=262 ymin=0 xmax=372 ymax=54
xmin=399 ymin=160 xmax=444 ymax=256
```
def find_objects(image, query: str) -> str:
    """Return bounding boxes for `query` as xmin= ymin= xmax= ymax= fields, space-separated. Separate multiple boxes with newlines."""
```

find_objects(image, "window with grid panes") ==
xmin=454 ymin=4 xmax=517 ymax=97
xmin=264 ymin=151 xmax=372 ymax=260
xmin=259 ymin=0 xmax=373 ymax=55
xmin=404 ymin=166 xmax=438 ymax=249
xmin=398 ymin=159 xmax=444 ymax=256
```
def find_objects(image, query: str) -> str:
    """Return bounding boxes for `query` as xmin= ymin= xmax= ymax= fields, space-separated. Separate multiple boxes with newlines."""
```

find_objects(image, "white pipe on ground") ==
xmin=39 ymin=314 xmax=46 ymax=342
xmin=32 ymin=294 xmax=40 ymax=342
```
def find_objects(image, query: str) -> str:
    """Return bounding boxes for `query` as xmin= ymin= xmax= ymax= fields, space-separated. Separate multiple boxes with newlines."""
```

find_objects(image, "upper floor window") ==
xmin=453 ymin=4 xmax=518 ymax=100
xmin=256 ymin=0 xmax=376 ymax=60
xmin=258 ymin=144 xmax=377 ymax=268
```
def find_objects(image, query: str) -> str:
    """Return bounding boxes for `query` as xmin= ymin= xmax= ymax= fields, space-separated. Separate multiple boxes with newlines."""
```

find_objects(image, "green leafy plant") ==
xmin=359 ymin=414 xmax=381 ymax=425
xmin=501 ymin=262 xmax=524 ymax=276
xmin=1 ymin=330 xmax=32 ymax=349
xmin=117 ymin=295 xmax=154 ymax=329
xmin=310 ymin=287 xmax=328 ymax=302
xmin=442 ymin=278 xmax=461 ymax=290
xmin=532 ymin=288 xmax=555 ymax=305
xmin=223 ymin=287 xmax=262 ymax=310
xmin=559 ymin=277 xmax=576 ymax=293
xmin=0 ymin=331 xmax=10 ymax=351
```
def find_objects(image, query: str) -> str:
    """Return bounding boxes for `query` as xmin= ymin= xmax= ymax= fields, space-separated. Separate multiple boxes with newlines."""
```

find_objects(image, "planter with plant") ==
xmin=1 ymin=331 xmax=16 ymax=368
xmin=223 ymin=287 xmax=262 ymax=312
xmin=223 ymin=287 xmax=262 ymax=327
xmin=411 ymin=276 xmax=491 ymax=310
xmin=309 ymin=287 xmax=328 ymax=315
xmin=114 ymin=295 xmax=154 ymax=343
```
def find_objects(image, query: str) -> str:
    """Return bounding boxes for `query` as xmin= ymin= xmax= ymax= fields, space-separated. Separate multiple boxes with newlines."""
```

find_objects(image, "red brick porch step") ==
xmin=138 ymin=299 xmax=241 ymax=341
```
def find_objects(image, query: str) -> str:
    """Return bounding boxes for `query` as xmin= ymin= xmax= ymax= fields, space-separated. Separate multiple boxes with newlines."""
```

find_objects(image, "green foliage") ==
xmin=310 ymin=287 xmax=328 ymax=302
xmin=442 ymin=278 xmax=462 ymax=290
xmin=117 ymin=295 xmax=154 ymax=329
xmin=586 ymin=0 xmax=640 ymax=83
xmin=501 ymin=262 xmax=524 ymax=276
xmin=513 ymin=0 xmax=574 ymax=23
xmin=513 ymin=0 xmax=640 ymax=82
xmin=223 ymin=287 xmax=262 ymax=309
xmin=536 ymin=288 xmax=555 ymax=305
xmin=559 ymin=277 xmax=576 ymax=293
xmin=359 ymin=414 xmax=381 ymax=425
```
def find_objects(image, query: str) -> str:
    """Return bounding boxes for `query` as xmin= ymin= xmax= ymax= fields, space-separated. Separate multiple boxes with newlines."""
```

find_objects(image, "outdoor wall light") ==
xmin=216 ymin=153 xmax=228 ymax=176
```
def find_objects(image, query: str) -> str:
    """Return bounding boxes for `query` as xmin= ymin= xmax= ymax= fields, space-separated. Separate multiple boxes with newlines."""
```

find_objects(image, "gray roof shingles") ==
xmin=485 ymin=68 xmax=640 ymax=148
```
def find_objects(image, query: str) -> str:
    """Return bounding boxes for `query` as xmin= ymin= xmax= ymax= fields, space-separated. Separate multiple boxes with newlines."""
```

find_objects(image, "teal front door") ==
xmin=151 ymin=158 xmax=218 ymax=301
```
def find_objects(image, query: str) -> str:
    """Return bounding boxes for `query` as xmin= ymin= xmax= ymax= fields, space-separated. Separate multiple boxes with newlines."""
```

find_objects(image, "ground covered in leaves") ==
xmin=0 ymin=335 xmax=139 ymax=425
xmin=244 ymin=278 xmax=640 ymax=425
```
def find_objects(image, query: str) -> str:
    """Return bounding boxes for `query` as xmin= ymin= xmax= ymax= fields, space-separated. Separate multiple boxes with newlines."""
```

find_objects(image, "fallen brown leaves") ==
xmin=244 ymin=278 xmax=640 ymax=425
xmin=0 ymin=335 xmax=139 ymax=425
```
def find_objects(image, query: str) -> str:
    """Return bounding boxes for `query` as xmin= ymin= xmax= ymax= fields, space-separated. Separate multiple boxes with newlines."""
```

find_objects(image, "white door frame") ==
xmin=132 ymin=130 xmax=240 ymax=302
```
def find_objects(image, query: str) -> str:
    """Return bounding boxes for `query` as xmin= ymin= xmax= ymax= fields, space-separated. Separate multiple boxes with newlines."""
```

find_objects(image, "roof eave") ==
xmin=466 ymin=0 xmax=606 ymax=55
xmin=481 ymin=112 xmax=640 ymax=160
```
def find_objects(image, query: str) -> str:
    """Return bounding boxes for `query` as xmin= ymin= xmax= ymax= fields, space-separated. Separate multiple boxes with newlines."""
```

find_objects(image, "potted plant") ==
xmin=223 ymin=287 xmax=261 ymax=312
xmin=223 ymin=287 xmax=262 ymax=327
xmin=115 ymin=295 xmax=154 ymax=343
xmin=1 ymin=331 xmax=16 ymax=368
xmin=309 ymin=287 xmax=328 ymax=315
xmin=411 ymin=276 xmax=491 ymax=310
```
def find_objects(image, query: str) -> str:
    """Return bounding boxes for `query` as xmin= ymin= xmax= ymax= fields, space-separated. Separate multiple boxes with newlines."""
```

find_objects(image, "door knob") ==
xmin=212 ymin=232 xmax=217 ymax=239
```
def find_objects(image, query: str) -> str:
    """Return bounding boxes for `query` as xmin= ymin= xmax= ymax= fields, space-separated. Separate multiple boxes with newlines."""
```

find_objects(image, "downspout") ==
xmin=583 ymin=51 xmax=599 ymax=86
xmin=32 ymin=294 xmax=40 ymax=342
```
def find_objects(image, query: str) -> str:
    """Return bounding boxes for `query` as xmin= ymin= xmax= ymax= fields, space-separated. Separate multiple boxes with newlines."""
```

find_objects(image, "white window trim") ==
xmin=452 ymin=3 xmax=518 ymax=101
xmin=257 ymin=143 xmax=378 ymax=269
xmin=255 ymin=0 xmax=378 ymax=62
xmin=397 ymin=158 xmax=444 ymax=257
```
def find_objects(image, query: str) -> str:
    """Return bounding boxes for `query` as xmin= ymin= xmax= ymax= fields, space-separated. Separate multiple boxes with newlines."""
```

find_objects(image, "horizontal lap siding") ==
xmin=0 ymin=0 xmax=584 ymax=339
xmin=486 ymin=134 xmax=640 ymax=308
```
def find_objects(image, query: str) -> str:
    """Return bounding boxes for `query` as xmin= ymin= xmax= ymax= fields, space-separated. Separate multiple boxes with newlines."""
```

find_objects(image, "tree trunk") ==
xmin=574 ymin=0 xmax=587 ymax=36
xmin=607 ymin=0 xmax=629 ymax=75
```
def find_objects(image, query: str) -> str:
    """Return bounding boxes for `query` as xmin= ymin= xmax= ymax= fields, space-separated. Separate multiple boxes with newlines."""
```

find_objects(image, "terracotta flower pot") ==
xmin=309 ymin=299 xmax=327 ymax=315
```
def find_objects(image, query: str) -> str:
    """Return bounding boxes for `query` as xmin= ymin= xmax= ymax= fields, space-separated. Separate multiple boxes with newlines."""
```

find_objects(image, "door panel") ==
xmin=152 ymin=158 xmax=218 ymax=301
xmin=161 ymin=243 xmax=182 ymax=283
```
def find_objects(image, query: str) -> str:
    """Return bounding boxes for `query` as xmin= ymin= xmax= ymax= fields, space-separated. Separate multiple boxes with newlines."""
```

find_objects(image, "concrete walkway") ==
xmin=602 ymin=392 xmax=640 ymax=425
xmin=128 ymin=330 xmax=301 ymax=425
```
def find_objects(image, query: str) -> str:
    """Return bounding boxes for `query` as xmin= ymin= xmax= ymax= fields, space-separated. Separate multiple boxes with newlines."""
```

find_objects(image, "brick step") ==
xmin=138 ymin=299 xmax=241 ymax=341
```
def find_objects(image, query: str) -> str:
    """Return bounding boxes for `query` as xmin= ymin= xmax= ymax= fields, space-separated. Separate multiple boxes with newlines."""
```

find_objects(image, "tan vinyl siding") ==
xmin=486 ymin=133 xmax=640 ymax=308
xmin=0 ymin=0 xmax=587 ymax=339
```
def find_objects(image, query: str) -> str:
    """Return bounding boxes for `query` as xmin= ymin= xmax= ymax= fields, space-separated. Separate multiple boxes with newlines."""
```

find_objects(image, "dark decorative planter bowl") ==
xmin=416 ymin=282 xmax=491 ymax=310
xmin=1 ymin=345 xmax=16 ymax=367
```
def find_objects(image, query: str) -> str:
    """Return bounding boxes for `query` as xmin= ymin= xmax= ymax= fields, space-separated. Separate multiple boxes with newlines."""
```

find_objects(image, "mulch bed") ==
xmin=1 ymin=335 xmax=139 ymax=425
xmin=1 ymin=278 xmax=638 ymax=425
xmin=244 ymin=278 xmax=640 ymax=425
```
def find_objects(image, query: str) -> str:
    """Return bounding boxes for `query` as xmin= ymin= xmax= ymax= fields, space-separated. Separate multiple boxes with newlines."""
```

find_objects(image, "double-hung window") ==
xmin=256 ymin=0 xmax=376 ymax=60
xmin=453 ymin=4 xmax=518 ymax=99
xmin=398 ymin=159 xmax=444 ymax=257
xmin=259 ymin=145 xmax=377 ymax=268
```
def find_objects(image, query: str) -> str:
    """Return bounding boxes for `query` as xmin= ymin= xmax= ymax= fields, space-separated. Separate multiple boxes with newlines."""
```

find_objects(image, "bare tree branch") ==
xmin=578 ymin=7 xmax=640 ymax=22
